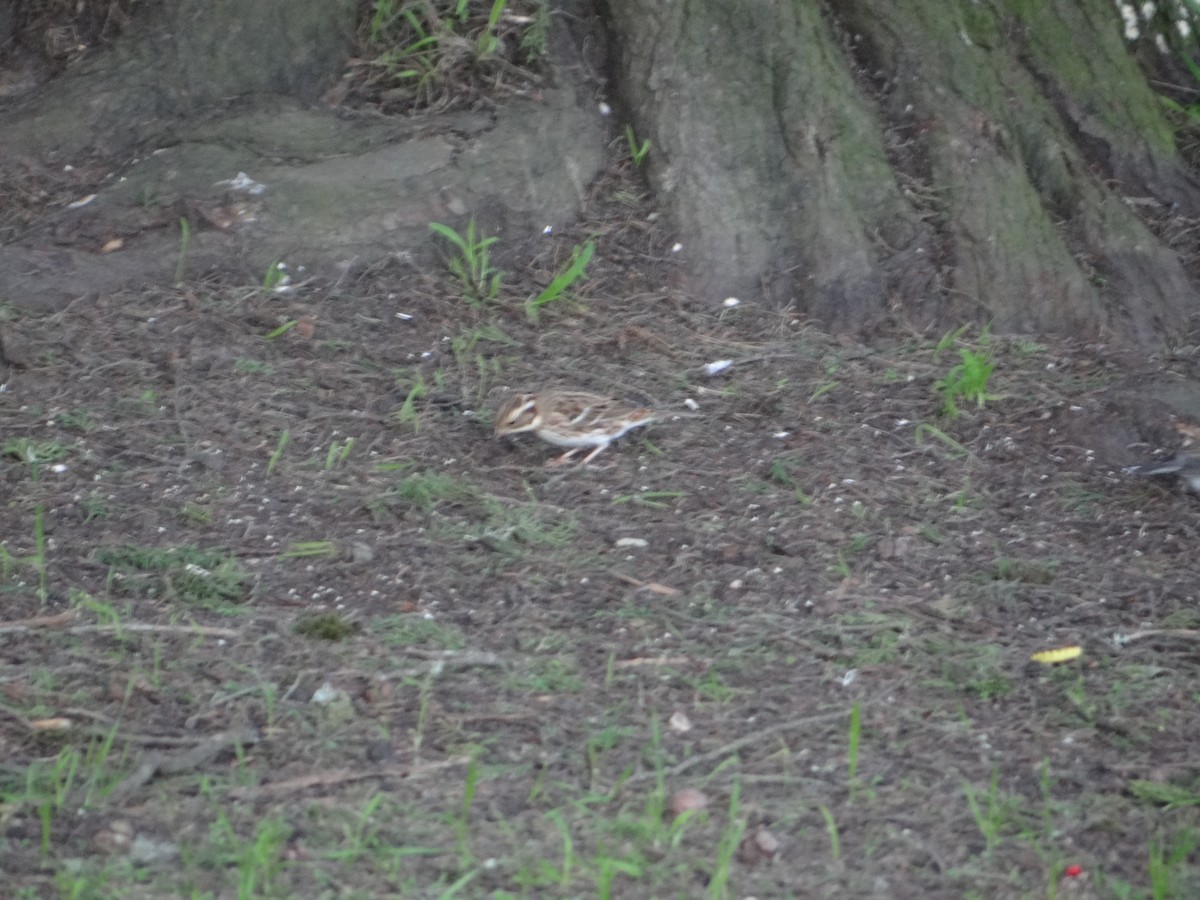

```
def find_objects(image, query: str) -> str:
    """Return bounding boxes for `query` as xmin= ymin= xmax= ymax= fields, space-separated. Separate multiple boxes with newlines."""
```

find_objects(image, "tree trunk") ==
xmin=6 ymin=1 xmax=1198 ymax=345
xmin=605 ymin=0 xmax=1200 ymax=345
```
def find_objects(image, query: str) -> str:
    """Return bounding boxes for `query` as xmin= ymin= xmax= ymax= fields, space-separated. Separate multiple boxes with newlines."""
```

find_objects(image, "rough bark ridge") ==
xmin=606 ymin=0 xmax=1200 ymax=345
xmin=605 ymin=0 xmax=923 ymax=329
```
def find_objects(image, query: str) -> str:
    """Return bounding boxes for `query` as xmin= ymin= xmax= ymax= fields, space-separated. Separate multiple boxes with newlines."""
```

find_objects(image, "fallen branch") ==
xmin=107 ymin=728 xmax=261 ymax=803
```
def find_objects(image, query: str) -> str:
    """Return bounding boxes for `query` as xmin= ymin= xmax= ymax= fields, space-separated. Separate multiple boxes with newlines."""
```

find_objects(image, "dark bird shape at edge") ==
xmin=1123 ymin=454 xmax=1200 ymax=493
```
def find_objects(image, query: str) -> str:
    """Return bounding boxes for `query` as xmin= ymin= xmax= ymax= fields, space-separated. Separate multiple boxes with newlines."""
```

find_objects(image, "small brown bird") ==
xmin=494 ymin=389 xmax=656 ymax=465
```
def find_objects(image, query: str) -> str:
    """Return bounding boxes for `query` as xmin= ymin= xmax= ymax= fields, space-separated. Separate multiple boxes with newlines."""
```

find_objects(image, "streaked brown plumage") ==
xmin=494 ymin=390 xmax=655 ymax=465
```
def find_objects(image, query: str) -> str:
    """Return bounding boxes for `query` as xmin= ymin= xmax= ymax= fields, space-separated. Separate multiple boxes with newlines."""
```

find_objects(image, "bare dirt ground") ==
xmin=2 ymin=155 xmax=1200 ymax=898
xmin=3 ymin=4 xmax=1200 ymax=899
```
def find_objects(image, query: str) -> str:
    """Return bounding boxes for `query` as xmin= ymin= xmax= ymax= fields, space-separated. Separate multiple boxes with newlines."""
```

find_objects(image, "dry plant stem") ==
xmin=0 ymin=621 xmax=239 ymax=637
xmin=0 ymin=702 xmax=257 ymax=749
xmin=612 ymin=656 xmax=692 ymax=668
xmin=380 ymin=649 xmax=507 ymax=679
xmin=1120 ymin=629 xmax=1200 ymax=642
xmin=611 ymin=572 xmax=681 ymax=595
xmin=625 ymin=710 xmax=857 ymax=785
xmin=229 ymin=756 xmax=473 ymax=800
xmin=0 ymin=610 xmax=77 ymax=628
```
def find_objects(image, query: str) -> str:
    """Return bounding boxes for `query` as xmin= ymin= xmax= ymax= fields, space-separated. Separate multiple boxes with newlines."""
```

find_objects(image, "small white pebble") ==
xmin=311 ymin=682 xmax=341 ymax=704
xmin=683 ymin=398 xmax=700 ymax=411
xmin=722 ymin=297 xmax=740 ymax=308
xmin=671 ymin=242 xmax=684 ymax=253
xmin=668 ymin=711 xmax=693 ymax=733
xmin=598 ymin=101 xmax=612 ymax=116
xmin=704 ymin=359 xmax=734 ymax=376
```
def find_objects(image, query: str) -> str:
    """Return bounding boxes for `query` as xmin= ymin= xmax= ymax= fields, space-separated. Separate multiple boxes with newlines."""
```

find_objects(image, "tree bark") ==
xmin=6 ymin=0 xmax=1198 ymax=345
xmin=605 ymin=0 xmax=1200 ymax=345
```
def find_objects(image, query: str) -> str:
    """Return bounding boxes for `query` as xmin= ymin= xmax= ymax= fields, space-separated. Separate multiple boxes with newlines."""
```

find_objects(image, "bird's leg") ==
xmin=544 ymin=448 xmax=582 ymax=467
xmin=580 ymin=442 xmax=611 ymax=465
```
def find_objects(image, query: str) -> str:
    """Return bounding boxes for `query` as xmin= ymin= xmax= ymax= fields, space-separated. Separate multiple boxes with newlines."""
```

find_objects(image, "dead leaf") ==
xmin=737 ymin=826 xmax=781 ymax=865
xmin=295 ymin=315 xmax=317 ymax=340
xmin=670 ymin=787 xmax=709 ymax=817
xmin=1030 ymin=645 xmax=1082 ymax=665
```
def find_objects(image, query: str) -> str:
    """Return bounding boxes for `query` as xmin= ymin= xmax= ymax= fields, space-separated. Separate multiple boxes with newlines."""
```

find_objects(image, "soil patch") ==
xmin=2 ymin=158 xmax=1200 ymax=896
